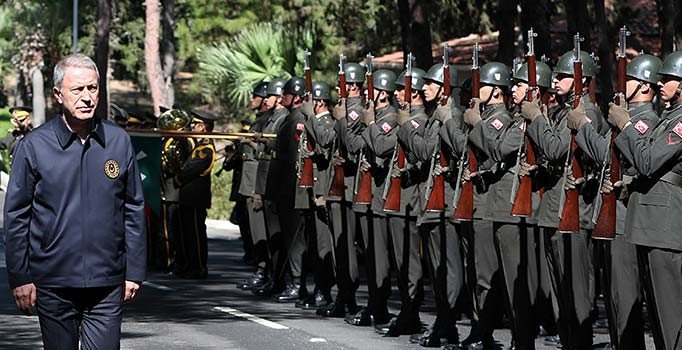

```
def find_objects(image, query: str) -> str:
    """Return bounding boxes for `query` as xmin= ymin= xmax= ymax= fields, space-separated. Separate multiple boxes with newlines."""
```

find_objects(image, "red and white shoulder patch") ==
xmin=491 ymin=118 xmax=503 ymax=130
xmin=673 ymin=122 xmax=682 ymax=139
xmin=296 ymin=123 xmax=305 ymax=131
xmin=634 ymin=120 xmax=649 ymax=134
xmin=519 ymin=122 xmax=526 ymax=131
xmin=410 ymin=120 xmax=420 ymax=129
xmin=381 ymin=122 xmax=392 ymax=133
xmin=348 ymin=110 xmax=360 ymax=121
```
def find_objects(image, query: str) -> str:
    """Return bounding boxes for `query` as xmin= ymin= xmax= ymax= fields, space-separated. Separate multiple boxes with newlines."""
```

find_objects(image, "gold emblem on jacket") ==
xmin=104 ymin=159 xmax=120 ymax=179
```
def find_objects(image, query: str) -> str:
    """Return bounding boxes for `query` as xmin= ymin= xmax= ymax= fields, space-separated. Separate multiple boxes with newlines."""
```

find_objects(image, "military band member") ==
xmin=608 ymin=50 xmax=682 ymax=350
xmin=175 ymin=109 xmax=218 ymax=279
xmin=0 ymin=106 xmax=33 ymax=165
xmin=521 ymin=50 xmax=607 ymax=350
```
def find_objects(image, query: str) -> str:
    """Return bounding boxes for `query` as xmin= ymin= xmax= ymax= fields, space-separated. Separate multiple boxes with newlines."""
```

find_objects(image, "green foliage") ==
xmin=207 ymin=169 xmax=234 ymax=220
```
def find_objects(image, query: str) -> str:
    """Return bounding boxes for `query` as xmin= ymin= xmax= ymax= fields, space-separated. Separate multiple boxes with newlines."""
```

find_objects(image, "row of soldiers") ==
xmin=223 ymin=39 xmax=682 ymax=350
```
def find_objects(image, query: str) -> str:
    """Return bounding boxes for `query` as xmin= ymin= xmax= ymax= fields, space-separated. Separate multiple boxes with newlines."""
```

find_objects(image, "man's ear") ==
xmin=53 ymin=87 xmax=63 ymax=104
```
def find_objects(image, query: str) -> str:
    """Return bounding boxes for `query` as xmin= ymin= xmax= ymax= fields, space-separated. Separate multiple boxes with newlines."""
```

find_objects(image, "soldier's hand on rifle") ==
xmin=600 ymin=178 xmax=624 ymax=194
xmin=567 ymin=100 xmax=588 ymax=130
xmin=520 ymin=100 xmax=543 ymax=122
xmin=359 ymin=160 xmax=371 ymax=172
xmin=463 ymin=98 xmax=482 ymax=126
xmin=362 ymin=101 xmax=376 ymax=126
xmin=434 ymin=164 xmax=449 ymax=176
xmin=252 ymin=193 xmax=263 ymax=210
xmin=397 ymin=107 xmax=411 ymax=126
xmin=302 ymin=98 xmax=315 ymax=118
xmin=564 ymin=174 xmax=586 ymax=190
xmin=332 ymin=154 xmax=346 ymax=166
xmin=314 ymin=195 xmax=326 ymax=207
xmin=390 ymin=166 xmax=404 ymax=178
xmin=462 ymin=168 xmax=479 ymax=182
xmin=518 ymin=161 xmax=538 ymax=177
xmin=434 ymin=97 xmax=453 ymax=124
xmin=608 ymin=102 xmax=631 ymax=131
xmin=333 ymin=98 xmax=347 ymax=120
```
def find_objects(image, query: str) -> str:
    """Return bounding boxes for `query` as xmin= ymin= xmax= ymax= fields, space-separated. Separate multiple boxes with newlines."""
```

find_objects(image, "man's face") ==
xmin=281 ymin=93 xmax=295 ymax=107
xmin=249 ymin=95 xmax=263 ymax=110
xmin=191 ymin=120 xmax=209 ymax=133
xmin=394 ymin=88 xmax=406 ymax=105
xmin=512 ymin=81 xmax=528 ymax=105
xmin=424 ymin=82 xmax=440 ymax=103
xmin=553 ymin=74 xmax=573 ymax=96
xmin=657 ymin=75 xmax=681 ymax=102
xmin=264 ymin=95 xmax=278 ymax=110
xmin=479 ymin=85 xmax=494 ymax=102
xmin=53 ymin=67 xmax=99 ymax=121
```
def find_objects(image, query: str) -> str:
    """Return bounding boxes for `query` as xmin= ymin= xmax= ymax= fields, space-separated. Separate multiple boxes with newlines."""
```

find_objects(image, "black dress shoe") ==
xmin=273 ymin=283 xmax=304 ymax=303
xmin=344 ymin=307 xmax=372 ymax=326
xmin=316 ymin=302 xmax=347 ymax=317
xmin=543 ymin=335 xmax=561 ymax=347
xmin=238 ymin=272 xmax=268 ymax=290
xmin=409 ymin=326 xmax=460 ymax=347
xmin=380 ymin=315 xmax=423 ymax=337
xmin=252 ymin=281 xmax=284 ymax=297
xmin=295 ymin=291 xmax=332 ymax=310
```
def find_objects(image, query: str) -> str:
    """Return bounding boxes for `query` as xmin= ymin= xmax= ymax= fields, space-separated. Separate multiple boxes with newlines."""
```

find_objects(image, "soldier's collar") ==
xmin=315 ymin=111 xmax=330 ymax=119
xmin=55 ymin=116 xmax=106 ymax=149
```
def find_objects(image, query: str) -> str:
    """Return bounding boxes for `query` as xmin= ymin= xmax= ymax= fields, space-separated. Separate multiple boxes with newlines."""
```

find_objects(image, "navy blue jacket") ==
xmin=3 ymin=116 xmax=147 ymax=289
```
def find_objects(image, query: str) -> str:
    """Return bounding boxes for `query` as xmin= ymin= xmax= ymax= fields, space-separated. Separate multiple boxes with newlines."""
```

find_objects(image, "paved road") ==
xmin=0 ymin=221 xmax=656 ymax=349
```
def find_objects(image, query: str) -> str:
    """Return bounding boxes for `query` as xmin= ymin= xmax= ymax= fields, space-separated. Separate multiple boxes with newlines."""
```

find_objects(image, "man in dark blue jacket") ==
xmin=3 ymin=53 xmax=147 ymax=349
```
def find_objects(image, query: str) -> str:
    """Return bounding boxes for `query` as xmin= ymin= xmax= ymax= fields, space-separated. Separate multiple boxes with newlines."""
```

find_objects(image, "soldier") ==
xmin=252 ymin=78 xmax=289 ymax=297
xmin=317 ymin=63 xmax=364 ymax=318
xmin=110 ymin=103 xmax=128 ymax=128
xmin=0 ymin=106 xmax=33 ymax=164
xmin=567 ymin=53 xmax=662 ymax=350
xmin=607 ymin=50 xmax=682 ymax=350
xmin=175 ymin=109 xmax=218 ymax=279
xmin=266 ymin=76 xmax=310 ymax=302
xmin=234 ymin=82 xmax=276 ymax=290
xmin=376 ymin=66 xmax=427 ymax=338
xmin=520 ymin=49 xmax=607 ymax=350
xmin=296 ymin=81 xmax=335 ymax=310
xmin=400 ymin=62 xmax=465 ymax=347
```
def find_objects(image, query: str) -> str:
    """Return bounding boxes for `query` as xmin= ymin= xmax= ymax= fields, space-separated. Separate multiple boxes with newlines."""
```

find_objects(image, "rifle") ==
xmin=354 ymin=53 xmax=374 ymax=205
xmin=452 ymin=43 xmax=482 ymax=221
xmin=557 ymin=33 xmax=584 ymax=233
xmin=383 ymin=53 xmax=414 ymax=212
xmin=592 ymin=26 xmax=629 ymax=239
xmin=328 ymin=54 xmax=347 ymax=198
xmin=424 ymin=44 xmax=450 ymax=212
xmin=298 ymin=49 xmax=314 ymax=188
xmin=510 ymin=28 xmax=538 ymax=217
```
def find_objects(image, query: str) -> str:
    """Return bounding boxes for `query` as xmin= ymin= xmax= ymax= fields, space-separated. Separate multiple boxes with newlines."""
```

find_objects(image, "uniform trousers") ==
xmin=178 ymin=205 xmax=208 ymax=275
xmin=637 ymin=245 xmax=682 ymax=350
xmin=247 ymin=198 xmax=270 ymax=270
xmin=533 ymin=227 xmax=558 ymax=335
xmin=161 ymin=201 xmax=180 ymax=271
xmin=358 ymin=211 xmax=391 ymax=321
xmin=328 ymin=200 xmax=359 ymax=305
xmin=275 ymin=203 xmax=306 ymax=282
xmin=387 ymin=215 xmax=423 ymax=318
xmin=37 ymin=285 xmax=123 ymax=350
xmin=232 ymin=198 xmax=253 ymax=261
xmin=543 ymin=228 xmax=594 ymax=350
xmin=305 ymin=206 xmax=335 ymax=294
xmin=494 ymin=222 xmax=538 ymax=350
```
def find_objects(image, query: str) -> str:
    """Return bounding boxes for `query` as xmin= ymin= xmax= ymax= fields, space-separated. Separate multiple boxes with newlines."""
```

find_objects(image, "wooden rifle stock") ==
xmin=425 ymin=45 xmax=450 ymax=212
xmin=355 ymin=53 xmax=374 ymax=204
xmin=558 ymin=35 xmax=583 ymax=233
xmin=593 ymin=27 xmax=628 ymax=239
xmin=299 ymin=49 xmax=314 ymax=188
xmin=328 ymin=54 xmax=347 ymax=198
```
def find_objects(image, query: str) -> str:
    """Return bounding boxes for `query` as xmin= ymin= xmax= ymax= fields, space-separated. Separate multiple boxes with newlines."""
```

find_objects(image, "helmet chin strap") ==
xmin=482 ymin=86 xmax=494 ymax=106
xmin=625 ymin=82 xmax=643 ymax=103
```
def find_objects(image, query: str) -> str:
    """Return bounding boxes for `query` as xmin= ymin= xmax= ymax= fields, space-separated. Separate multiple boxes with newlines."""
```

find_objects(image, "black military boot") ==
xmin=273 ymin=278 xmax=306 ymax=303
xmin=378 ymin=300 xmax=422 ymax=337
xmin=295 ymin=289 xmax=332 ymax=310
xmin=238 ymin=269 xmax=269 ymax=290
xmin=410 ymin=314 xmax=460 ymax=348
xmin=345 ymin=307 xmax=372 ymax=326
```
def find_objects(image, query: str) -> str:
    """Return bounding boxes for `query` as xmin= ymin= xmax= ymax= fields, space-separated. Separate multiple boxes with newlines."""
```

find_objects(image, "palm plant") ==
xmin=197 ymin=22 xmax=298 ymax=110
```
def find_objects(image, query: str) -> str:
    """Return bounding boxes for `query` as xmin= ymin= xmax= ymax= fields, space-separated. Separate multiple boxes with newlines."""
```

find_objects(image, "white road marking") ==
xmin=142 ymin=281 xmax=176 ymax=292
xmin=213 ymin=306 xmax=289 ymax=330
xmin=309 ymin=338 xmax=327 ymax=343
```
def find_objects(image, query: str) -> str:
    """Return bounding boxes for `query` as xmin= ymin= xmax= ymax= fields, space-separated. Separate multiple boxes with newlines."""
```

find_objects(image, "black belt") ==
xmin=661 ymin=171 xmax=682 ymax=187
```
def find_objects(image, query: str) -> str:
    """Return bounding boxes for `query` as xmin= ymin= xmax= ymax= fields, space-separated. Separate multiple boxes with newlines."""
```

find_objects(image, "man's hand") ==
xmin=462 ymin=168 xmax=479 ymax=182
xmin=563 ymin=174 xmax=586 ymax=190
xmin=252 ymin=193 xmax=263 ymax=210
xmin=362 ymin=101 xmax=376 ymax=126
xmin=332 ymin=98 xmax=347 ymax=120
xmin=434 ymin=164 xmax=449 ymax=176
xmin=518 ymin=161 xmax=538 ymax=177
xmin=124 ymin=281 xmax=141 ymax=301
xmin=608 ymin=102 xmax=630 ymax=131
xmin=397 ymin=107 xmax=411 ymax=126
xmin=314 ymin=196 xmax=326 ymax=207
xmin=252 ymin=132 xmax=264 ymax=143
xmin=567 ymin=100 xmax=588 ymax=130
xmin=301 ymin=99 xmax=314 ymax=118
xmin=520 ymin=100 xmax=543 ymax=122
xmin=12 ymin=283 xmax=36 ymax=315
xmin=332 ymin=154 xmax=346 ymax=167
xmin=359 ymin=160 xmax=371 ymax=172
xmin=434 ymin=98 xmax=453 ymax=124
xmin=463 ymin=98 xmax=482 ymax=127
xmin=601 ymin=178 xmax=624 ymax=195
xmin=390 ymin=166 xmax=404 ymax=178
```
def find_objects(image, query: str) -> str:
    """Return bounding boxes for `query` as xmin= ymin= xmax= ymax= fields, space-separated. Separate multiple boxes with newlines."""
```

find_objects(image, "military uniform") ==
xmin=613 ymin=52 xmax=682 ymax=348
xmin=0 ymin=106 xmax=33 ymax=169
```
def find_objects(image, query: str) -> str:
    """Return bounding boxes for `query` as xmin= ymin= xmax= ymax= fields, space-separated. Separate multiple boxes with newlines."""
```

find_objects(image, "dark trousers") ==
xmin=600 ymin=236 xmax=645 ymax=350
xmin=494 ymin=222 xmax=537 ymax=350
xmin=232 ymin=198 xmax=253 ymax=260
xmin=247 ymin=198 xmax=270 ymax=270
xmin=420 ymin=219 xmax=463 ymax=334
xmin=388 ymin=215 xmax=423 ymax=319
xmin=161 ymin=201 xmax=180 ymax=270
xmin=274 ymin=204 xmax=305 ymax=282
xmin=544 ymin=228 xmax=594 ymax=350
xmin=178 ymin=205 xmax=208 ymax=275
xmin=308 ymin=205 xmax=335 ymax=294
xmin=533 ymin=227 xmax=558 ymax=336
xmin=37 ymin=285 xmax=123 ymax=350
xmin=358 ymin=211 xmax=391 ymax=321
xmin=638 ymin=245 xmax=682 ymax=350
xmin=328 ymin=200 xmax=359 ymax=305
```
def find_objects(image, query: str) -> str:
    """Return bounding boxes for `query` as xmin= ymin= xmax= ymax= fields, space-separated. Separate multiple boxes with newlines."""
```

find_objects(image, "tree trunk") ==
xmin=145 ymin=0 xmax=166 ymax=116
xmin=563 ymin=0 xmax=591 ymax=53
xmin=30 ymin=68 xmax=45 ymax=126
xmin=592 ymin=0 xmax=613 ymax=114
xmin=520 ymin=0 xmax=551 ymax=59
xmin=95 ymin=0 xmax=111 ymax=120
xmin=398 ymin=0 xmax=433 ymax=70
xmin=495 ymin=0 xmax=518 ymax=65
xmin=161 ymin=0 xmax=175 ymax=107
xmin=656 ymin=0 xmax=682 ymax=56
